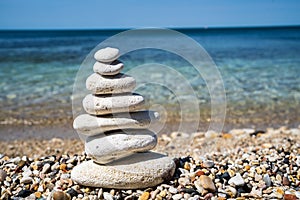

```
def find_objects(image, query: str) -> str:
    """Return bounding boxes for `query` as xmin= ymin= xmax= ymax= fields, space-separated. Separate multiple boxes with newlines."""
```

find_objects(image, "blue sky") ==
xmin=0 ymin=0 xmax=299 ymax=29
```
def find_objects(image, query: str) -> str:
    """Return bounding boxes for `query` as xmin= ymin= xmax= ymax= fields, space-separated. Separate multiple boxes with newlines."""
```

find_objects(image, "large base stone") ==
xmin=71 ymin=152 xmax=176 ymax=189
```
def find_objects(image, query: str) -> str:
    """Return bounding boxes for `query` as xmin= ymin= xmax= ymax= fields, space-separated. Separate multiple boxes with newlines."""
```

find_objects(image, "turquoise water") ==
xmin=0 ymin=27 xmax=299 ymax=132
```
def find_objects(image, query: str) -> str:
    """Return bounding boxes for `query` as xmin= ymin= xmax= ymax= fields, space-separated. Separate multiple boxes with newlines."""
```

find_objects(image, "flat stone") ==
xmin=86 ymin=73 xmax=136 ymax=94
xmin=73 ymin=111 xmax=159 ymax=136
xmin=71 ymin=152 xmax=175 ymax=189
xmin=85 ymin=129 xmax=157 ymax=164
xmin=94 ymin=47 xmax=119 ymax=63
xmin=20 ymin=177 xmax=33 ymax=184
xmin=83 ymin=93 xmax=144 ymax=115
xmin=93 ymin=60 xmax=124 ymax=76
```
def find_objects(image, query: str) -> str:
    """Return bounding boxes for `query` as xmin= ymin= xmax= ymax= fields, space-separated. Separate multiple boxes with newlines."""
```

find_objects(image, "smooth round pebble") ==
xmin=94 ymin=47 xmax=119 ymax=62
xmin=86 ymin=73 xmax=136 ymax=94
xmin=93 ymin=61 xmax=124 ymax=75
xmin=83 ymin=93 xmax=144 ymax=115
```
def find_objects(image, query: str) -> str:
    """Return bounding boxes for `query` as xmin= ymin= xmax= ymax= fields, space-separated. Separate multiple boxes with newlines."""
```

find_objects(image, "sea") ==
xmin=0 ymin=27 xmax=299 ymax=139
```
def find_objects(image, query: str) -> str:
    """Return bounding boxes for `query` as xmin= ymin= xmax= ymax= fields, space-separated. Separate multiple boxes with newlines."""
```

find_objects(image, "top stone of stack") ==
xmin=94 ymin=47 xmax=120 ymax=63
xmin=93 ymin=47 xmax=123 ymax=76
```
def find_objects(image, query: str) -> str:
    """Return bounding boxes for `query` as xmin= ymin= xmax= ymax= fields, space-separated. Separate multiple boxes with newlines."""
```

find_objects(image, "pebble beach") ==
xmin=1 ymin=126 xmax=299 ymax=200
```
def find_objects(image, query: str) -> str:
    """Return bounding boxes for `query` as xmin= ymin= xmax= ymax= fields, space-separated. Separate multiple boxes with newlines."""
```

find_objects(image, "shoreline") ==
xmin=0 ymin=118 xmax=299 ymax=141
xmin=0 ymin=125 xmax=299 ymax=157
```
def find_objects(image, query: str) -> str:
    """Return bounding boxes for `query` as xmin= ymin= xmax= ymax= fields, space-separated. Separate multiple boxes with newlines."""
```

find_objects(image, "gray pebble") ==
xmin=295 ymin=191 xmax=300 ymax=199
xmin=202 ymin=160 xmax=214 ymax=168
xmin=263 ymin=174 xmax=271 ymax=187
xmin=20 ymin=177 xmax=33 ymax=184
xmin=0 ymin=169 xmax=7 ymax=182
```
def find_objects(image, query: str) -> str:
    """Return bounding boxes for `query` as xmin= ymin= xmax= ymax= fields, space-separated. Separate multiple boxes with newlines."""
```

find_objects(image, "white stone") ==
xmin=42 ymin=163 xmax=50 ymax=174
xmin=20 ymin=176 xmax=33 ymax=184
xmin=71 ymin=152 xmax=175 ymax=189
xmin=22 ymin=168 xmax=32 ymax=177
xmin=228 ymin=173 xmax=245 ymax=186
xmin=94 ymin=47 xmax=119 ymax=62
xmin=290 ymin=128 xmax=300 ymax=135
xmin=295 ymin=191 xmax=300 ymax=199
xmin=172 ymin=194 xmax=183 ymax=200
xmin=168 ymin=186 xmax=178 ymax=194
xmin=86 ymin=73 xmax=136 ymax=94
xmin=103 ymin=192 xmax=113 ymax=200
xmin=73 ymin=111 xmax=159 ymax=136
xmin=85 ymin=129 xmax=157 ymax=164
xmin=93 ymin=61 xmax=124 ymax=76
xmin=83 ymin=93 xmax=144 ymax=115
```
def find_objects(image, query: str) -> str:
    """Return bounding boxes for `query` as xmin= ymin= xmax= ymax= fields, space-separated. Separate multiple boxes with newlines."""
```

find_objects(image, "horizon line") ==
xmin=0 ymin=24 xmax=299 ymax=31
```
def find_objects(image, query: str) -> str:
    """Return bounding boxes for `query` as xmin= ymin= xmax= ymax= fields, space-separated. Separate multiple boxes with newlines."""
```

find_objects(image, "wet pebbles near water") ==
xmin=0 ymin=126 xmax=299 ymax=199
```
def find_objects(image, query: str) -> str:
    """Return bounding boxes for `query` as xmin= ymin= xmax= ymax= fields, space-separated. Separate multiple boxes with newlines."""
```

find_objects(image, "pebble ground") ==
xmin=0 ymin=126 xmax=299 ymax=200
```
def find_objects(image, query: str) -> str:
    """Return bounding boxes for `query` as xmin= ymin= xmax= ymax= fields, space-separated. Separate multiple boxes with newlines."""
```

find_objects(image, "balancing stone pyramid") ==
xmin=71 ymin=47 xmax=175 ymax=189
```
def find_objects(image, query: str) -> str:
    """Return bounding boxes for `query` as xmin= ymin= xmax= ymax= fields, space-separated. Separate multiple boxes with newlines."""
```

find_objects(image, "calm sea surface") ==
xmin=0 ymin=27 xmax=299 ymax=138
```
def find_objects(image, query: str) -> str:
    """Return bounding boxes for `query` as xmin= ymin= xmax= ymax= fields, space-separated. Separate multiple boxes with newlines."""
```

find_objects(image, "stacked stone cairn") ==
xmin=71 ymin=47 xmax=176 ymax=189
